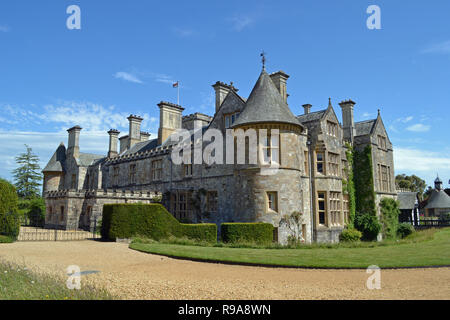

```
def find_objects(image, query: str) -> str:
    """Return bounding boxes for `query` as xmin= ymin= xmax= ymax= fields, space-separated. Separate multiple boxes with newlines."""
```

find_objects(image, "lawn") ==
xmin=0 ymin=261 xmax=114 ymax=300
xmin=130 ymin=228 xmax=450 ymax=269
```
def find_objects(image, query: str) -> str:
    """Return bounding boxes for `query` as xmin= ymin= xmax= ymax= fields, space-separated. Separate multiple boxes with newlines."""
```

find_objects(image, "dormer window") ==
xmin=224 ymin=112 xmax=240 ymax=128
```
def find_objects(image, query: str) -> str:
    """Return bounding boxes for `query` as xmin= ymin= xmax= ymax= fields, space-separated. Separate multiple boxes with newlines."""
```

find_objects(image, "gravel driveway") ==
xmin=1 ymin=241 xmax=449 ymax=300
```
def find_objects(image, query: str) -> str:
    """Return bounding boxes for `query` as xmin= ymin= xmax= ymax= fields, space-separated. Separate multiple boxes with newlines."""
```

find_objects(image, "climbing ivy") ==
xmin=342 ymin=143 xmax=356 ymax=228
xmin=353 ymin=145 xmax=377 ymax=217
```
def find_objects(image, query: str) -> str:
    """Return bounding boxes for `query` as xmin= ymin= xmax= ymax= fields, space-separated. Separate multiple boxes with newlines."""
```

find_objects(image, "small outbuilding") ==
xmin=397 ymin=191 xmax=419 ymax=224
xmin=423 ymin=176 xmax=450 ymax=217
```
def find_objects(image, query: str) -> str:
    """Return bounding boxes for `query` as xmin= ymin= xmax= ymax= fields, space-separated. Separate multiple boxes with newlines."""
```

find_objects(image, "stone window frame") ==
xmin=206 ymin=191 xmax=218 ymax=214
xmin=129 ymin=164 xmax=137 ymax=185
xmin=341 ymin=158 xmax=348 ymax=179
xmin=183 ymin=164 xmax=193 ymax=178
xmin=151 ymin=159 xmax=163 ymax=181
xmin=317 ymin=191 xmax=327 ymax=226
xmin=327 ymin=152 xmax=340 ymax=177
xmin=170 ymin=191 xmax=192 ymax=220
xmin=304 ymin=150 xmax=309 ymax=176
xmin=260 ymin=132 xmax=280 ymax=166
xmin=224 ymin=112 xmax=240 ymax=129
xmin=266 ymin=191 xmax=278 ymax=213
xmin=378 ymin=164 xmax=391 ymax=192
xmin=377 ymin=135 xmax=387 ymax=150
xmin=326 ymin=121 xmax=338 ymax=137
xmin=113 ymin=166 xmax=120 ymax=186
xmin=329 ymin=192 xmax=341 ymax=226
xmin=315 ymin=150 xmax=325 ymax=175
xmin=59 ymin=206 xmax=65 ymax=223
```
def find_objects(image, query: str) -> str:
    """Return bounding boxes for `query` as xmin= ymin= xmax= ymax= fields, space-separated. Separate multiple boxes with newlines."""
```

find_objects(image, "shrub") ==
xmin=180 ymin=224 xmax=217 ymax=243
xmin=439 ymin=212 xmax=450 ymax=222
xmin=221 ymin=223 xmax=273 ymax=245
xmin=339 ymin=228 xmax=362 ymax=242
xmin=397 ymin=223 xmax=415 ymax=239
xmin=355 ymin=213 xmax=381 ymax=241
xmin=101 ymin=203 xmax=217 ymax=243
xmin=0 ymin=235 xmax=14 ymax=243
xmin=27 ymin=198 xmax=46 ymax=227
xmin=379 ymin=198 xmax=400 ymax=240
xmin=0 ymin=179 xmax=20 ymax=240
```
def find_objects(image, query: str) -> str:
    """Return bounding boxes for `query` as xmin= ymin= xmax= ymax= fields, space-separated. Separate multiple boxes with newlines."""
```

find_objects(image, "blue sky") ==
xmin=0 ymin=0 xmax=449 ymax=188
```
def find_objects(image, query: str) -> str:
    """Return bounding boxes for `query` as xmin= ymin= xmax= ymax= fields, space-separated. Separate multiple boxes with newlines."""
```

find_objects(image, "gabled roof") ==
xmin=355 ymin=119 xmax=377 ymax=136
xmin=232 ymin=69 xmax=303 ymax=129
xmin=424 ymin=190 xmax=450 ymax=209
xmin=43 ymin=143 xmax=66 ymax=173
xmin=397 ymin=192 xmax=417 ymax=210
xmin=219 ymin=89 xmax=246 ymax=115
xmin=297 ymin=109 xmax=327 ymax=123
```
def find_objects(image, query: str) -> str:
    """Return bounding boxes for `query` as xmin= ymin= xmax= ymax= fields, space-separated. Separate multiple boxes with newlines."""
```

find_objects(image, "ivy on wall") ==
xmin=353 ymin=145 xmax=377 ymax=217
xmin=342 ymin=143 xmax=356 ymax=228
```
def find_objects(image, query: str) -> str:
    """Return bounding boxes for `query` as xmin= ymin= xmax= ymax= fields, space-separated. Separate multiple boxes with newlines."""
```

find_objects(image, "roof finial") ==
xmin=260 ymin=51 xmax=266 ymax=71
xmin=378 ymin=109 xmax=381 ymax=116
xmin=328 ymin=97 xmax=332 ymax=107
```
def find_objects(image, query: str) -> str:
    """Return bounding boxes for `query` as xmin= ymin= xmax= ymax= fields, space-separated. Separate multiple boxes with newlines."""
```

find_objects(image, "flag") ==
xmin=173 ymin=81 xmax=179 ymax=88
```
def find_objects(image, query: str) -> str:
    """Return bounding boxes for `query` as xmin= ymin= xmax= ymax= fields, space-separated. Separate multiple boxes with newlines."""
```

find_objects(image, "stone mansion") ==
xmin=43 ymin=66 xmax=396 ymax=243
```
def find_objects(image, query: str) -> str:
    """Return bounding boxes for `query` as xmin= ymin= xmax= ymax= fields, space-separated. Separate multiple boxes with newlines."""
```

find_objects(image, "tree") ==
xmin=280 ymin=211 xmax=305 ymax=245
xmin=12 ymin=145 xmax=42 ymax=199
xmin=395 ymin=174 xmax=427 ymax=200
xmin=0 ymin=178 xmax=20 ymax=240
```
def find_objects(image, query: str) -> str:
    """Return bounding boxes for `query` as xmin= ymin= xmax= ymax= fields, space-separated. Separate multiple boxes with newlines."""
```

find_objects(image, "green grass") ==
xmin=0 ymin=262 xmax=114 ymax=300
xmin=0 ymin=235 xmax=14 ymax=243
xmin=130 ymin=228 xmax=450 ymax=269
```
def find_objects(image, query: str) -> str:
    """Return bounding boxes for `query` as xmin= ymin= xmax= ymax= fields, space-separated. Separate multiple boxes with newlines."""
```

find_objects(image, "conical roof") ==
xmin=43 ymin=143 xmax=66 ymax=173
xmin=232 ymin=69 xmax=303 ymax=129
xmin=425 ymin=189 xmax=450 ymax=209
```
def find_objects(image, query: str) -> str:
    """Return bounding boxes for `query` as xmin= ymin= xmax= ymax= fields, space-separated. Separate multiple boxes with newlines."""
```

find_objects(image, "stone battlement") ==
xmin=45 ymin=189 xmax=161 ymax=199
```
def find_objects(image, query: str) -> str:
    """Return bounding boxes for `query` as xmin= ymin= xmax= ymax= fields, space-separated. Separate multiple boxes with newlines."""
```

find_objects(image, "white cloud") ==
xmin=421 ymin=40 xmax=450 ymax=55
xmin=396 ymin=116 xmax=413 ymax=123
xmin=406 ymin=123 xmax=430 ymax=132
xmin=0 ymin=25 xmax=10 ymax=32
xmin=229 ymin=14 xmax=254 ymax=32
xmin=394 ymin=147 xmax=450 ymax=186
xmin=114 ymin=72 xmax=143 ymax=84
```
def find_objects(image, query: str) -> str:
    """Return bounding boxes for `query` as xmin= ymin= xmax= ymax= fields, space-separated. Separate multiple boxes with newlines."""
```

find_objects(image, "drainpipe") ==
xmin=307 ymin=140 xmax=315 ymax=243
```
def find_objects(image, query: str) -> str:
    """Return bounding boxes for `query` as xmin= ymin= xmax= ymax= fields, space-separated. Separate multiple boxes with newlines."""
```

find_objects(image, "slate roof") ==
xmin=219 ymin=90 xmax=246 ymax=115
xmin=355 ymin=119 xmax=376 ymax=136
xmin=232 ymin=70 xmax=303 ymax=129
xmin=297 ymin=110 xmax=326 ymax=123
xmin=397 ymin=192 xmax=417 ymax=210
xmin=122 ymin=139 xmax=159 ymax=156
xmin=43 ymin=143 xmax=66 ymax=173
xmin=78 ymin=153 xmax=105 ymax=167
xmin=424 ymin=190 xmax=450 ymax=209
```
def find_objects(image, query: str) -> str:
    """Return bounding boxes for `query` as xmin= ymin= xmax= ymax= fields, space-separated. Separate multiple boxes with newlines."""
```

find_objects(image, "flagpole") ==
xmin=177 ymin=81 xmax=180 ymax=106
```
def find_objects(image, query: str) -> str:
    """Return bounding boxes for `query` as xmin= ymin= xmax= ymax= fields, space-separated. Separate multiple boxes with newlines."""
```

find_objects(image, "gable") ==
xmin=208 ymin=90 xmax=245 ymax=131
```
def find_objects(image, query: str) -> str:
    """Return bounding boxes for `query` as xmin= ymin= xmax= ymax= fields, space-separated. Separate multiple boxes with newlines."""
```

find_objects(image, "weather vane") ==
xmin=260 ymin=51 xmax=266 ymax=70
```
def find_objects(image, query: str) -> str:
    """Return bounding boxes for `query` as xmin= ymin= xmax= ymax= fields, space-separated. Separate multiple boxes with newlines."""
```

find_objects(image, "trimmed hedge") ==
xmin=101 ymin=203 xmax=217 ymax=243
xmin=181 ymin=224 xmax=217 ymax=243
xmin=0 ymin=179 xmax=20 ymax=240
xmin=221 ymin=223 xmax=273 ymax=244
xmin=0 ymin=235 xmax=14 ymax=243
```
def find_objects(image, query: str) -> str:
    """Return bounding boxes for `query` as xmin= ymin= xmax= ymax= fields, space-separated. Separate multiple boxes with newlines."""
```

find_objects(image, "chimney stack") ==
xmin=302 ymin=104 xmax=312 ymax=115
xmin=67 ymin=125 xmax=82 ymax=159
xmin=270 ymin=71 xmax=289 ymax=103
xmin=212 ymin=81 xmax=236 ymax=113
xmin=339 ymin=99 xmax=356 ymax=143
xmin=127 ymin=115 xmax=143 ymax=149
xmin=140 ymin=131 xmax=151 ymax=142
xmin=107 ymin=129 xmax=120 ymax=158
xmin=158 ymin=101 xmax=184 ymax=145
